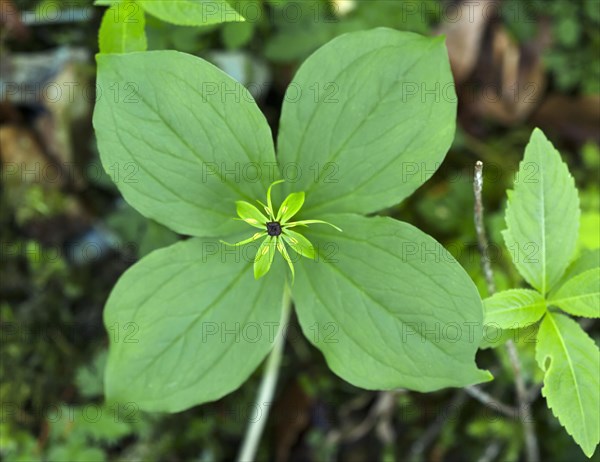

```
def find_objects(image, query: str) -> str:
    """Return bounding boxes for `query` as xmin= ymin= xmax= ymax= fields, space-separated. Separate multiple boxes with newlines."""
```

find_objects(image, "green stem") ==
xmin=237 ymin=285 xmax=292 ymax=462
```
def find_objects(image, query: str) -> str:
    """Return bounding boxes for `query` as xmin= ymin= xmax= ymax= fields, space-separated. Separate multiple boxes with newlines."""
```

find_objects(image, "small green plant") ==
xmin=483 ymin=129 xmax=600 ymax=457
xmin=94 ymin=28 xmax=492 ymax=416
xmin=96 ymin=0 xmax=245 ymax=54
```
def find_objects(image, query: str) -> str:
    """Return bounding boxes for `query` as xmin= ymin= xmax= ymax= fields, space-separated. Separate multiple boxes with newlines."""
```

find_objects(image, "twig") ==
xmin=237 ymin=286 xmax=292 ymax=462
xmin=477 ymin=441 xmax=503 ymax=462
xmin=473 ymin=161 xmax=539 ymax=462
xmin=505 ymin=340 xmax=539 ymax=462
xmin=465 ymin=386 xmax=517 ymax=418
xmin=345 ymin=391 xmax=398 ymax=442
xmin=527 ymin=383 xmax=543 ymax=403
xmin=323 ymin=390 xmax=401 ymax=457
xmin=473 ymin=161 xmax=496 ymax=295
xmin=408 ymin=391 xmax=467 ymax=462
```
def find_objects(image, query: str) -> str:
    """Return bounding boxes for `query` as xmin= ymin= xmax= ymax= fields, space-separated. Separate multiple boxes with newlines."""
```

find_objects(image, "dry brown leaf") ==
xmin=438 ymin=0 xmax=496 ymax=84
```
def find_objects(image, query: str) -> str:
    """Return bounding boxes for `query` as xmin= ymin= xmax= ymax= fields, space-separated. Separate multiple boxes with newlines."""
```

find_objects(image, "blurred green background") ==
xmin=1 ymin=1 xmax=599 ymax=461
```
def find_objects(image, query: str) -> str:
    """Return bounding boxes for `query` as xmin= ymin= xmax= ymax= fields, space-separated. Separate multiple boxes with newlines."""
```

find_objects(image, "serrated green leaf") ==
xmin=580 ymin=212 xmax=600 ymax=250
xmin=536 ymin=312 xmax=600 ymax=457
xmin=292 ymin=214 xmax=491 ymax=391
xmin=93 ymin=51 xmax=277 ymax=237
xmin=479 ymin=324 xmax=513 ymax=349
xmin=99 ymin=2 xmax=147 ymax=54
xmin=479 ymin=322 xmax=539 ymax=350
xmin=560 ymin=248 xmax=600 ymax=283
xmin=104 ymin=238 xmax=285 ymax=412
xmin=138 ymin=0 xmax=244 ymax=26
xmin=549 ymin=268 xmax=600 ymax=318
xmin=483 ymin=289 xmax=546 ymax=329
xmin=277 ymin=28 xmax=456 ymax=216
xmin=503 ymin=128 xmax=580 ymax=294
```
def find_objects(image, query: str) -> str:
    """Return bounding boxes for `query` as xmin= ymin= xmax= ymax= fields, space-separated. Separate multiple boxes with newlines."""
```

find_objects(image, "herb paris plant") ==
xmin=94 ymin=28 xmax=491 ymax=413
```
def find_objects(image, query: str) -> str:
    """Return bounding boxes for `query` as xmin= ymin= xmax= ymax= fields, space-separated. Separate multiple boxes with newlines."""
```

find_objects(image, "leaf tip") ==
xmin=479 ymin=369 xmax=494 ymax=383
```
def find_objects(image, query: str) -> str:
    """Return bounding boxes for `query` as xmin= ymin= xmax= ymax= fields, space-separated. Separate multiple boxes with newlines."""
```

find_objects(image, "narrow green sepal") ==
xmin=221 ymin=232 xmax=267 ymax=247
xmin=266 ymin=180 xmax=285 ymax=217
xmin=236 ymin=201 xmax=269 ymax=229
xmin=255 ymin=200 xmax=273 ymax=220
xmin=277 ymin=191 xmax=305 ymax=223
xmin=276 ymin=238 xmax=295 ymax=284
xmin=285 ymin=219 xmax=342 ymax=232
xmin=254 ymin=236 xmax=277 ymax=279
xmin=282 ymin=229 xmax=316 ymax=260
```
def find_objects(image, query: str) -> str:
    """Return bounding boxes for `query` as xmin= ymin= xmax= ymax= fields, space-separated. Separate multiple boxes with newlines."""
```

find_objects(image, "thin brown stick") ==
xmin=408 ymin=391 xmax=467 ymax=462
xmin=473 ymin=161 xmax=539 ymax=462
xmin=505 ymin=340 xmax=539 ymax=462
xmin=465 ymin=386 xmax=518 ymax=418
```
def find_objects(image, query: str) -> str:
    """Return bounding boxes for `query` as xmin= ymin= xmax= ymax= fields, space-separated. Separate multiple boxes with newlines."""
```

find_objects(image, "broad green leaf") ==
xmin=483 ymin=289 xmax=546 ymax=329
xmin=549 ymin=268 xmax=600 ymax=318
xmin=503 ymin=128 xmax=580 ymax=295
xmin=292 ymin=214 xmax=491 ymax=391
xmin=93 ymin=51 xmax=277 ymax=237
xmin=99 ymin=2 xmax=147 ymax=54
xmin=277 ymin=28 xmax=456 ymax=216
xmin=104 ymin=238 xmax=285 ymax=412
xmin=536 ymin=312 xmax=600 ymax=457
xmin=138 ymin=0 xmax=244 ymax=26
